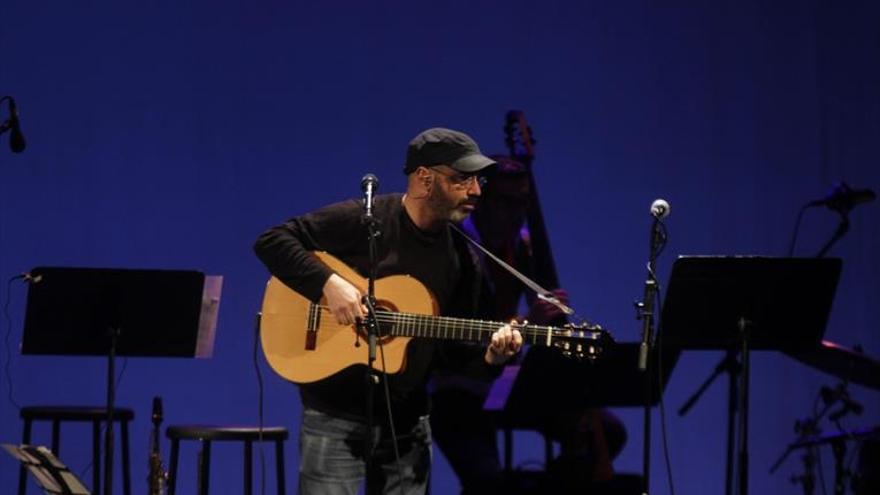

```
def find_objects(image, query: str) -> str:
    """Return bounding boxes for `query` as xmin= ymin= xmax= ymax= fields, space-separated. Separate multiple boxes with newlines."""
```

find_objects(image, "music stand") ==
xmin=484 ymin=343 xmax=680 ymax=470
xmin=661 ymin=256 xmax=841 ymax=495
xmin=21 ymin=267 xmax=223 ymax=495
xmin=4 ymin=443 xmax=91 ymax=494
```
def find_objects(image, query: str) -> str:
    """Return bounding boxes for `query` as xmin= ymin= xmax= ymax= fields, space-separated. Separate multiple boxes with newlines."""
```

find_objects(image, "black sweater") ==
xmin=254 ymin=193 xmax=499 ymax=430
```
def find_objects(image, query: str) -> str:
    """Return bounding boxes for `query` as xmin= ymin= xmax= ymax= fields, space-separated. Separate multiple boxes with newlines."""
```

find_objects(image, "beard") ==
xmin=427 ymin=185 xmax=473 ymax=224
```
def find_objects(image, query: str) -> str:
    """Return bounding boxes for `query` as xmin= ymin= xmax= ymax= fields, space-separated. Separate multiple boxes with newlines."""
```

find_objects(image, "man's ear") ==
xmin=418 ymin=167 xmax=433 ymax=189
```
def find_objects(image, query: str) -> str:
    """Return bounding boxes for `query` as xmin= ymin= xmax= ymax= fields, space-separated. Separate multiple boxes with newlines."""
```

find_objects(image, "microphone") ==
xmin=650 ymin=198 xmax=670 ymax=219
xmin=649 ymin=198 xmax=670 ymax=257
xmin=808 ymin=182 xmax=875 ymax=214
xmin=829 ymin=396 xmax=863 ymax=422
xmin=638 ymin=198 xmax=671 ymax=371
xmin=361 ymin=173 xmax=379 ymax=218
xmin=821 ymin=384 xmax=864 ymax=421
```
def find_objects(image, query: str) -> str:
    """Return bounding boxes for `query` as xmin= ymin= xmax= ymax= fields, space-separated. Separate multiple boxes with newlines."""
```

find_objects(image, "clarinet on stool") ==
xmin=148 ymin=396 xmax=169 ymax=495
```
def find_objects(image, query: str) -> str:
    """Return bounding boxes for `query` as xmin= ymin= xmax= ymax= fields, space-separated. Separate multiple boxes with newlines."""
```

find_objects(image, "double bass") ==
xmin=502 ymin=111 xmax=614 ymax=483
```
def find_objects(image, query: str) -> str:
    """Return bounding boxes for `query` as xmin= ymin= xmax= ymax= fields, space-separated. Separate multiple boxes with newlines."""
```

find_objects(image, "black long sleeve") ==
xmin=254 ymin=197 xmax=366 ymax=303
xmin=253 ymin=192 xmax=501 ymax=428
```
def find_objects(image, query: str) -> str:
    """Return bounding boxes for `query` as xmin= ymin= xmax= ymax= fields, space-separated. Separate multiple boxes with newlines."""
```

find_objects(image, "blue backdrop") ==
xmin=1 ymin=1 xmax=878 ymax=493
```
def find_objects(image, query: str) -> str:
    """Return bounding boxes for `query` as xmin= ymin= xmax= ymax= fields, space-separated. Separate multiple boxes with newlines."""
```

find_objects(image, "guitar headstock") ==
xmin=550 ymin=322 xmax=614 ymax=361
xmin=503 ymin=110 xmax=537 ymax=162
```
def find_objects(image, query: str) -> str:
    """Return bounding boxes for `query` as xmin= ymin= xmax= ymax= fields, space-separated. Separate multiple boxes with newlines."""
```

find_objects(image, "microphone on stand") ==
xmin=638 ymin=198 xmax=671 ymax=371
xmin=821 ymin=384 xmax=864 ymax=422
xmin=637 ymin=197 xmax=672 ymax=495
xmin=808 ymin=182 xmax=876 ymax=215
xmin=361 ymin=173 xmax=379 ymax=219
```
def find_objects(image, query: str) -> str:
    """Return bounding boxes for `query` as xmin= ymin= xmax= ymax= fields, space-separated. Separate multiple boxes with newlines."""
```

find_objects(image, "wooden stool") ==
xmin=18 ymin=406 xmax=134 ymax=495
xmin=165 ymin=425 xmax=288 ymax=495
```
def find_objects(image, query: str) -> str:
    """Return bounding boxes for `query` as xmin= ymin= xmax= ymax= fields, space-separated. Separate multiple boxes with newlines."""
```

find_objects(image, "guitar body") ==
xmin=259 ymin=251 xmax=436 ymax=384
xmin=260 ymin=251 xmax=608 ymax=384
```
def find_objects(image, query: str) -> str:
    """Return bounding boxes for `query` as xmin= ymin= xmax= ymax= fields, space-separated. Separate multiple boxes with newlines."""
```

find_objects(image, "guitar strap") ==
xmin=449 ymin=222 xmax=574 ymax=316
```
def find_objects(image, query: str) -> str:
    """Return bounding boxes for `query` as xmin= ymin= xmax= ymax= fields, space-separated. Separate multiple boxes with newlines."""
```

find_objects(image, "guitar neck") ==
xmin=377 ymin=310 xmax=556 ymax=346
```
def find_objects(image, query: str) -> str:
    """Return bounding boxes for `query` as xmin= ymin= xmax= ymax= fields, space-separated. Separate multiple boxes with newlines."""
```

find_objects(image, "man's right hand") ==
xmin=322 ymin=273 xmax=366 ymax=326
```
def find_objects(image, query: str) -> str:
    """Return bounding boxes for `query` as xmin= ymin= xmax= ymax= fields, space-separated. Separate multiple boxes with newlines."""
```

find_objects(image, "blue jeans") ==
xmin=298 ymin=408 xmax=431 ymax=495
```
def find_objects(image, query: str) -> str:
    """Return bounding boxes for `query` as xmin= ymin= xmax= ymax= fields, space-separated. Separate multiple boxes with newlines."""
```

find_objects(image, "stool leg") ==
xmin=198 ymin=440 xmax=211 ymax=495
xmin=121 ymin=420 xmax=131 ymax=495
xmin=544 ymin=435 xmax=553 ymax=466
xmin=168 ymin=439 xmax=179 ymax=495
xmin=275 ymin=440 xmax=286 ymax=495
xmin=92 ymin=421 xmax=101 ymax=495
xmin=244 ymin=440 xmax=252 ymax=495
xmin=18 ymin=419 xmax=32 ymax=495
xmin=504 ymin=427 xmax=513 ymax=472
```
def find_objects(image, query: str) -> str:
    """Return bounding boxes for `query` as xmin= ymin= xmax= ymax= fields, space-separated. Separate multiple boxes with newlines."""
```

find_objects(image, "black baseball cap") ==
xmin=403 ymin=127 xmax=497 ymax=174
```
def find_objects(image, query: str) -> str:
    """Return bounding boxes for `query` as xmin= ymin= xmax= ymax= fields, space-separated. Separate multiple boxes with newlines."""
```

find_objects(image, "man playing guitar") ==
xmin=254 ymin=127 xmax=523 ymax=495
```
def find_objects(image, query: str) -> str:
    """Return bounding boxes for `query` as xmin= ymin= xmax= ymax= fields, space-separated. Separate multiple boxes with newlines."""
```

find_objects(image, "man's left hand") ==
xmin=485 ymin=323 xmax=523 ymax=365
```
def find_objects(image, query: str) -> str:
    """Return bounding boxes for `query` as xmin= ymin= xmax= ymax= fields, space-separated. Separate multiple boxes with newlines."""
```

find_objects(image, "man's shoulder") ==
xmin=375 ymin=192 xmax=404 ymax=208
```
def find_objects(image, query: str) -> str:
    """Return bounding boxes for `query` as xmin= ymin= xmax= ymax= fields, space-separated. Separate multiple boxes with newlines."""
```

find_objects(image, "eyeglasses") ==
xmin=431 ymin=167 xmax=488 ymax=189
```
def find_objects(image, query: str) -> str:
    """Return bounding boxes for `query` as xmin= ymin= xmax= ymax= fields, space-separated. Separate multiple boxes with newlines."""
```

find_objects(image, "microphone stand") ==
xmin=815 ymin=214 xmax=849 ymax=259
xmin=361 ymin=185 xmax=381 ymax=495
xmin=636 ymin=215 xmax=666 ymax=495
xmin=104 ymin=327 xmax=120 ymax=495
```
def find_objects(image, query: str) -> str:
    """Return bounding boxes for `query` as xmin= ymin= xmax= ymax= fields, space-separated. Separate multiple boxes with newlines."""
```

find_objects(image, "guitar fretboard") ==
xmin=310 ymin=305 xmax=602 ymax=348
xmin=379 ymin=310 xmax=556 ymax=345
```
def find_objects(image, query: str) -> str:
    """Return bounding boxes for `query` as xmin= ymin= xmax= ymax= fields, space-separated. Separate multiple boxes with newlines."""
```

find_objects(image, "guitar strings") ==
xmin=311 ymin=304 xmax=599 ymax=340
xmin=313 ymin=304 xmax=550 ymax=334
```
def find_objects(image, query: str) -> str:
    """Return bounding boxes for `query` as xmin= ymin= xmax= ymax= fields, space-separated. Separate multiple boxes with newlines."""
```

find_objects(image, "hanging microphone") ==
xmin=361 ymin=173 xmax=379 ymax=218
xmin=650 ymin=198 xmax=671 ymax=219
xmin=808 ymin=182 xmax=875 ymax=214
xmin=1 ymin=97 xmax=26 ymax=153
xmin=8 ymin=98 xmax=26 ymax=153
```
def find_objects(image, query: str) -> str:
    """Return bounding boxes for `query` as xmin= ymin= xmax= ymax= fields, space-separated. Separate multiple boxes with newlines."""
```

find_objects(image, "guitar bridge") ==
xmin=305 ymin=303 xmax=320 ymax=350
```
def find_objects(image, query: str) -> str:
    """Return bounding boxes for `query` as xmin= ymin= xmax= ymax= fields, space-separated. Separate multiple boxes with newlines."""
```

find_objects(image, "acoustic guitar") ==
xmin=259 ymin=251 xmax=611 ymax=384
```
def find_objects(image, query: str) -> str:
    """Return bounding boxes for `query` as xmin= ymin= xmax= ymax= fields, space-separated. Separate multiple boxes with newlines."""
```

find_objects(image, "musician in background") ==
xmin=254 ymin=127 xmax=522 ymax=495
xmin=430 ymin=156 xmax=627 ymax=494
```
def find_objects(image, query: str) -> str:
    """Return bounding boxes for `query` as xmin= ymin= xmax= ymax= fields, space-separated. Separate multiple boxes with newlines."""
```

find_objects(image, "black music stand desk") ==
xmin=485 ymin=343 xmax=680 ymax=471
xmin=21 ymin=267 xmax=223 ymax=495
xmin=661 ymin=255 xmax=841 ymax=495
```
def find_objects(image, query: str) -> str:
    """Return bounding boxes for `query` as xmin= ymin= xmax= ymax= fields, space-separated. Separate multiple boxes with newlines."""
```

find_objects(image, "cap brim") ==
xmin=450 ymin=153 xmax=497 ymax=173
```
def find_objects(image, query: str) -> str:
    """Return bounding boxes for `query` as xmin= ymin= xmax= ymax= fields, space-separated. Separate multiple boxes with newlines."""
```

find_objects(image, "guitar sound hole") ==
xmin=357 ymin=301 xmax=397 ymax=343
